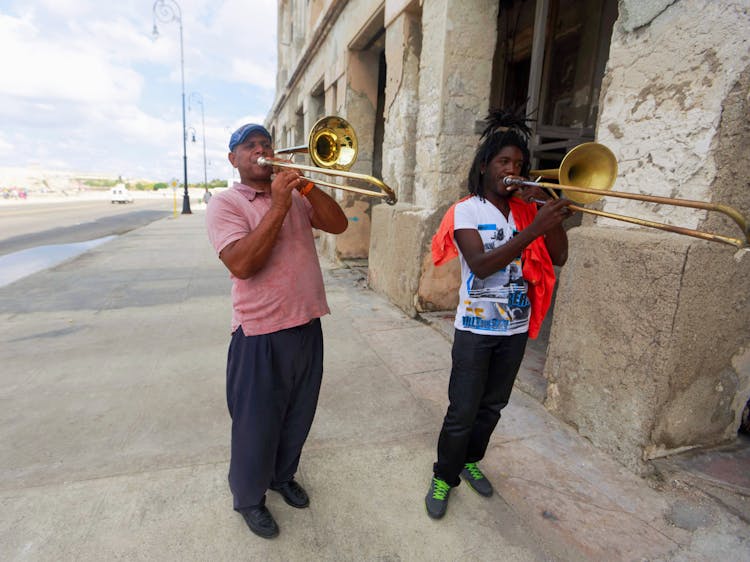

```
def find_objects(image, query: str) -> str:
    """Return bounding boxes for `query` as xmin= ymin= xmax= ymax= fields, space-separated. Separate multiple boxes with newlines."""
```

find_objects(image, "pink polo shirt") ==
xmin=205 ymin=182 xmax=330 ymax=336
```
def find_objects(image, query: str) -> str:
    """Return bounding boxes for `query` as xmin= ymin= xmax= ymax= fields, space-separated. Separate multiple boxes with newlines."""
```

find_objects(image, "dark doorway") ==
xmin=373 ymin=50 xmax=386 ymax=180
xmin=491 ymin=0 xmax=618 ymax=167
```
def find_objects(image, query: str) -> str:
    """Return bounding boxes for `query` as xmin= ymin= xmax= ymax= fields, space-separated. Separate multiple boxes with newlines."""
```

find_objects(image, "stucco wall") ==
xmin=545 ymin=0 xmax=750 ymax=472
xmin=597 ymin=0 xmax=750 ymax=231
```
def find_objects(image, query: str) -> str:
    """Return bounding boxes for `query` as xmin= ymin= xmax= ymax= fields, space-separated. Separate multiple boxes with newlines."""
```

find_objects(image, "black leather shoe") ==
xmin=239 ymin=504 xmax=279 ymax=539
xmin=270 ymin=480 xmax=310 ymax=508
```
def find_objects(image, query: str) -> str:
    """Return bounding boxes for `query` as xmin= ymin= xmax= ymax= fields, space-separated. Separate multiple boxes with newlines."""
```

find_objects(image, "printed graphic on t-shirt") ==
xmin=460 ymin=224 xmax=529 ymax=333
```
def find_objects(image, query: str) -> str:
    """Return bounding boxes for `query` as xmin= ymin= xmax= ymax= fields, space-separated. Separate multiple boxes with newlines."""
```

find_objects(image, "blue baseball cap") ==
xmin=228 ymin=123 xmax=271 ymax=151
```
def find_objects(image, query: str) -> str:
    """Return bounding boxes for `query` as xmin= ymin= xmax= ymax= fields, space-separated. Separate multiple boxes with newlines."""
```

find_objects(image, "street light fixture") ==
xmin=152 ymin=0 xmax=191 ymax=214
xmin=189 ymin=92 xmax=208 ymax=194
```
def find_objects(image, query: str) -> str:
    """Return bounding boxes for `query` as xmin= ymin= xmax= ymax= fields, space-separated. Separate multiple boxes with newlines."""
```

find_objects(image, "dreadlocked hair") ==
xmin=468 ymin=108 xmax=533 ymax=199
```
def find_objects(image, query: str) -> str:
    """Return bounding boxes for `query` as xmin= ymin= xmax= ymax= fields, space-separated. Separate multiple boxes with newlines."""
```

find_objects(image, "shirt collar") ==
xmin=232 ymin=181 xmax=268 ymax=201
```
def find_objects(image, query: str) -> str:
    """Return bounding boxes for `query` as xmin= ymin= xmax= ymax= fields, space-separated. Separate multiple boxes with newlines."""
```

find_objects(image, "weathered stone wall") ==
xmin=649 ymin=241 xmax=750 ymax=457
xmin=331 ymin=46 xmax=380 ymax=259
xmin=382 ymin=4 xmax=421 ymax=205
xmin=545 ymin=227 xmax=750 ymax=473
xmin=273 ymin=0 xmax=498 ymax=311
xmin=597 ymin=0 xmax=750 ymax=229
xmin=545 ymin=0 xmax=750 ymax=472
xmin=270 ymin=0 xmax=382 ymax=263
xmin=370 ymin=0 xmax=499 ymax=314
xmin=648 ymin=58 xmax=750 ymax=457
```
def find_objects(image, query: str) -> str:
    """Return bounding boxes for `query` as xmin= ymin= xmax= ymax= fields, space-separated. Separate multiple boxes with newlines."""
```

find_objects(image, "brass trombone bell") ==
xmin=531 ymin=142 xmax=618 ymax=204
xmin=504 ymin=142 xmax=749 ymax=249
xmin=257 ymin=115 xmax=397 ymax=205
xmin=276 ymin=115 xmax=358 ymax=170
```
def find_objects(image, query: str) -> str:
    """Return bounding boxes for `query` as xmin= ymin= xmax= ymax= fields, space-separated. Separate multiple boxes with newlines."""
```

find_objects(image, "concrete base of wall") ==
xmin=544 ymin=225 xmax=750 ymax=473
xmin=337 ymin=194 xmax=374 ymax=259
xmin=368 ymin=202 xmax=438 ymax=316
xmin=317 ymin=193 xmax=374 ymax=263
xmin=417 ymin=251 xmax=460 ymax=312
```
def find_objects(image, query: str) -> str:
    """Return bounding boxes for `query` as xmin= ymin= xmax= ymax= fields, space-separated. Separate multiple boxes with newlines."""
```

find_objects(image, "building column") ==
xmin=369 ymin=0 xmax=500 ymax=315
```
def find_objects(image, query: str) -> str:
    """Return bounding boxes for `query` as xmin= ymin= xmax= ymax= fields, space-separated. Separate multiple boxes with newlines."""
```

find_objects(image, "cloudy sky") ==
xmin=0 ymin=0 xmax=277 ymax=184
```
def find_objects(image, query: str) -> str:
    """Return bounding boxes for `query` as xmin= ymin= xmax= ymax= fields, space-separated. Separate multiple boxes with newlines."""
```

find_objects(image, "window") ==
xmin=491 ymin=0 xmax=617 ymax=167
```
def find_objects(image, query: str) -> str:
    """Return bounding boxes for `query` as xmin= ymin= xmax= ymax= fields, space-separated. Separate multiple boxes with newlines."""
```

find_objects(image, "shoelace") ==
xmin=431 ymin=478 xmax=450 ymax=500
xmin=464 ymin=462 xmax=484 ymax=480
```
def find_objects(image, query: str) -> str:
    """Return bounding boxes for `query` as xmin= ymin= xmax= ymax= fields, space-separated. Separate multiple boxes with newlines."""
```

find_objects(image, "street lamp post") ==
xmin=189 ymin=92 xmax=208 ymax=194
xmin=152 ymin=0 xmax=191 ymax=214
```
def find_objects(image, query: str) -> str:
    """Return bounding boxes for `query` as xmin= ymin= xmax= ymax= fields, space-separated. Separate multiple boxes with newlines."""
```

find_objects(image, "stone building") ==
xmin=266 ymin=0 xmax=750 ymax=473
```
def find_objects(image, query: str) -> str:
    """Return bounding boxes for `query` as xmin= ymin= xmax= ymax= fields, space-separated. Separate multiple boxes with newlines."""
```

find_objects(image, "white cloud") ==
xmin=0 ymin=14 xmax=142 ymax=103
xmin=0 ymin=1 xmax=277 ymax=182
xmin=229 ymin=58 xmax=276 ymax=89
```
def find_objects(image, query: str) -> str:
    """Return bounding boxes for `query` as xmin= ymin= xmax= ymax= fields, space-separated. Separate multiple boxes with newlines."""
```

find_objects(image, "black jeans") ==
xmin=433 ymin=329 xmax=528 ymax=486
xmin=226 ymin=319 xmax=323 ymax=510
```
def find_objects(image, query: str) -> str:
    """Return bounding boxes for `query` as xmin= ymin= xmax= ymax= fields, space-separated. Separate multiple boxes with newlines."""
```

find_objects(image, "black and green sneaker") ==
xmin=425 ymin=477 xmax=451 ymax=519
xmin=460 ymin=462 xmax=493 ymax=497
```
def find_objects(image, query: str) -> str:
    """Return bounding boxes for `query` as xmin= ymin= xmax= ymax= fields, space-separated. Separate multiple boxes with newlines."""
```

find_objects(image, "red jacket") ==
xmin=431 ymin=196 xmax=555 ymax=339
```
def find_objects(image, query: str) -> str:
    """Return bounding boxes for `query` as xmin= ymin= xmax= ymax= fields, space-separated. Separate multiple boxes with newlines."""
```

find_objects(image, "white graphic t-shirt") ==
xmin=453 ymin=196 xmax=530 ymax=336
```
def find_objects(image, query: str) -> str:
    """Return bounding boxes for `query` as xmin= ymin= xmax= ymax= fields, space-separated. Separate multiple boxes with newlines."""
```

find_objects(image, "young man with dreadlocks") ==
xmin=426 ymin=110 xmax=572 ymax=519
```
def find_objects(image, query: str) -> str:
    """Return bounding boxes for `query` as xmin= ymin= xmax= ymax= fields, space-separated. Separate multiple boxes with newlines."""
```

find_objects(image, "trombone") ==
xmin=257 ymin=115 xmax=398 ymax=205
xmin=503 ymin=142 xmax=749 ymax=249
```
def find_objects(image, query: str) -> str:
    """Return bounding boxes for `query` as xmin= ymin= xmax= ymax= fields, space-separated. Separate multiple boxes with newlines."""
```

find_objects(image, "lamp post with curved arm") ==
xmin=152 ymin=0 xmax=191 ymax=214
xmin=189 ymin=92 xmax=208 ymax=194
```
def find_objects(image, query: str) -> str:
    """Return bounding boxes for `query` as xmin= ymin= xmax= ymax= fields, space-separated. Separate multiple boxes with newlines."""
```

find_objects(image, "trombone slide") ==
xmin=503 ymin=177 xmax=749 ymax=249
xmin=257 ymin=156 xmax=397 ymax=205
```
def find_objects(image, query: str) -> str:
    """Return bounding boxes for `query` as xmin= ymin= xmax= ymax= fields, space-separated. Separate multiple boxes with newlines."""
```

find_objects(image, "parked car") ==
xmin=110 ymin=185 xmax=134 ymax=204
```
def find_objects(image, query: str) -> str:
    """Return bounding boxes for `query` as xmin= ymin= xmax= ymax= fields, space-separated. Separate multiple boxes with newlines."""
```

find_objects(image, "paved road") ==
xmin=0 ymin=198 xmax=174 ymax=256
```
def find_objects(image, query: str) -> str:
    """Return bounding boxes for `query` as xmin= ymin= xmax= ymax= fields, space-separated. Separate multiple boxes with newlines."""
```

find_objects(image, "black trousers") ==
xmin=433 ymin=329 xmax=528 ymax=487
xmin=226 ymin=319 xmax=323 ymax=510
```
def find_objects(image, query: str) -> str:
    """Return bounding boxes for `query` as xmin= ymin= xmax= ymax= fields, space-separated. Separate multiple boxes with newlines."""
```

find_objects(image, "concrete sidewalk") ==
xmin=0 ymin=212 xmax=747 ymax=561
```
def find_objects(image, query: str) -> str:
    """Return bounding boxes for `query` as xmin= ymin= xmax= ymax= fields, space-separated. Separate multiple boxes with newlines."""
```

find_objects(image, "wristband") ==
xmin=299 ymin=181 xmax=314 ymax=197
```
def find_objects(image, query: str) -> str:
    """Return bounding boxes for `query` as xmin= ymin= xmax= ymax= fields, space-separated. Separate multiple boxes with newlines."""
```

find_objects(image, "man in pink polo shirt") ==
xmin=206 ymin=123 xmax=347 ymax=539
